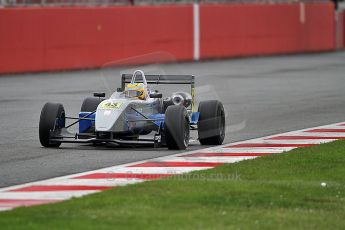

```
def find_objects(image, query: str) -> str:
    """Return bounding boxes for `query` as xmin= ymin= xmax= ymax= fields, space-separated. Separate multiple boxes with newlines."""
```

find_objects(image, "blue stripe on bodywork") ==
xmin=79 ymin=112 xmax=96 ymax=133
xmin=148 ymin=114 xmax=165 ymax=127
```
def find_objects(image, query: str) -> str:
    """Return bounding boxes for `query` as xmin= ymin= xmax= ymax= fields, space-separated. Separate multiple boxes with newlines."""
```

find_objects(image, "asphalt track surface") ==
xmin=1 ymin=51 xmax=345 ymax=188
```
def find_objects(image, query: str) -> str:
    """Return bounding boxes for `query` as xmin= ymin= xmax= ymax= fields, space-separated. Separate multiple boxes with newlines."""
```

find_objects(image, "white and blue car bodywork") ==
xmin=79 ymin=96 xmax=199 ymax=137
xmin=46 ymin=71 xmax=201 ymax=148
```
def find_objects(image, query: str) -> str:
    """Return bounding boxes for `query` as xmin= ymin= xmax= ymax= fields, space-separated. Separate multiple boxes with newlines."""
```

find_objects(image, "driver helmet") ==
xmin=125 ymin=83 xmax=146 ymax=100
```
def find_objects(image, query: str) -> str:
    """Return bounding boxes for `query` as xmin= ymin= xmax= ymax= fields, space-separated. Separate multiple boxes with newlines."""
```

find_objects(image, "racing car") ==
xmin=39 ymin=70 xmax=225 ymax=150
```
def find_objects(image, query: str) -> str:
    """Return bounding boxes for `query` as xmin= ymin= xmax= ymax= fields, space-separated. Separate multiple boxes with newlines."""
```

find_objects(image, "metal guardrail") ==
xmin=0 ymin=0 xmax=332 ymax=7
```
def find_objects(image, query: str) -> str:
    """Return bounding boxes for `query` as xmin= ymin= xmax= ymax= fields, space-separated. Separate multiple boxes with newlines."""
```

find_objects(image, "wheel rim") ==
xmin=55 ymin=112 xmax=65 ymax=130
xmin=218 ymin=108 xmax=225 ymax=139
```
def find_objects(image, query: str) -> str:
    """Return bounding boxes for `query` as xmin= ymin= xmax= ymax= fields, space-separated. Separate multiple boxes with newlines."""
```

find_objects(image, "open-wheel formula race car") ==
xmin=39 ymin=70 xmax=225 ymax=150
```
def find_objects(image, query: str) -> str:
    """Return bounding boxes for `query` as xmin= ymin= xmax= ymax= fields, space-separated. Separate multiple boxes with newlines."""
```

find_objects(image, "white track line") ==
xmin=105 ymin=167 xmax=214 ymax=174
xmin=266 ymin=132 xmax=345 ymax=137
xmin=0 ymin=191 xmax=96 ymax=200
xmin=248 ymin=140 xmax=334 ymax=145
xmin=158 ymin=156 xmax=254 ymax=163
xmin=199 ymin=148 xmax=284 ymax=153
xmin=36 ymin=179 xmax=143 ymax=187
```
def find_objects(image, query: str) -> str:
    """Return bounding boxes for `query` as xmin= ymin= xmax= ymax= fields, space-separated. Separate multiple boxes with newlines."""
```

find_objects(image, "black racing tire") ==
xmin=39 ymin=102 xmax=65 ymax=148
xmin=164 ymin=105 xmax=190 ymax=150
xmin=81 ymin=97 xmax=102 ymax=112
xmin=198 ymin=100 xmax=225 ymax=145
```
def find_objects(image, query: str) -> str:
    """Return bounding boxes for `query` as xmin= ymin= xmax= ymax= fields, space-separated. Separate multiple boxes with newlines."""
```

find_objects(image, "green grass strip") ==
xmin=1 ymin=140 xmax=345 ymax=229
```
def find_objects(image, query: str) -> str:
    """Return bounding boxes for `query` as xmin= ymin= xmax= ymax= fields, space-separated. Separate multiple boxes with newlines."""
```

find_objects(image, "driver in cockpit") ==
xmin=124 ymin=83 xmax=147 ymax=100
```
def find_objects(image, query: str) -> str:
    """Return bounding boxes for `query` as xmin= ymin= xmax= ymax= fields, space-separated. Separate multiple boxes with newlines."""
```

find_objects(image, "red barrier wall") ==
xmin=200 ymin=3 xmax=335 ymax=59
xmin=0 ymin=6 xmax=193 ymax=73
xmin=0 ymin=3 xmax=335 ymax=74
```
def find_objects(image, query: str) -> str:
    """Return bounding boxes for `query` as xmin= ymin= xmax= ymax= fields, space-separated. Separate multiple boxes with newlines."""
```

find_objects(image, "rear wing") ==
xmin=121 ymin=74 xmax=196 ymax=111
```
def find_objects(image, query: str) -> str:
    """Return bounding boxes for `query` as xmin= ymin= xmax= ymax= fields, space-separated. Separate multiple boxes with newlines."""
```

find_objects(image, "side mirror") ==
xmin=150 ymin=93 xmax=162 ymax=98
xmin=93 ymin=92 xmax=106 ymax=98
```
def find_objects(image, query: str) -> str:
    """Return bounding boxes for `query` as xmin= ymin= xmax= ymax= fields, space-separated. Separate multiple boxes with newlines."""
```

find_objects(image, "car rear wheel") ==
xmin=39 ymin=102 xmax=65 ymax=148
xmin=198 ymin=100 xmax=225 ymax=145
xmin=81 ymin=97 xmax=102 ymax=112
xmin=80 ymin=97 xmax=103 ymax=134
xmin=164 ymin=105 xmax=190 ymax=150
